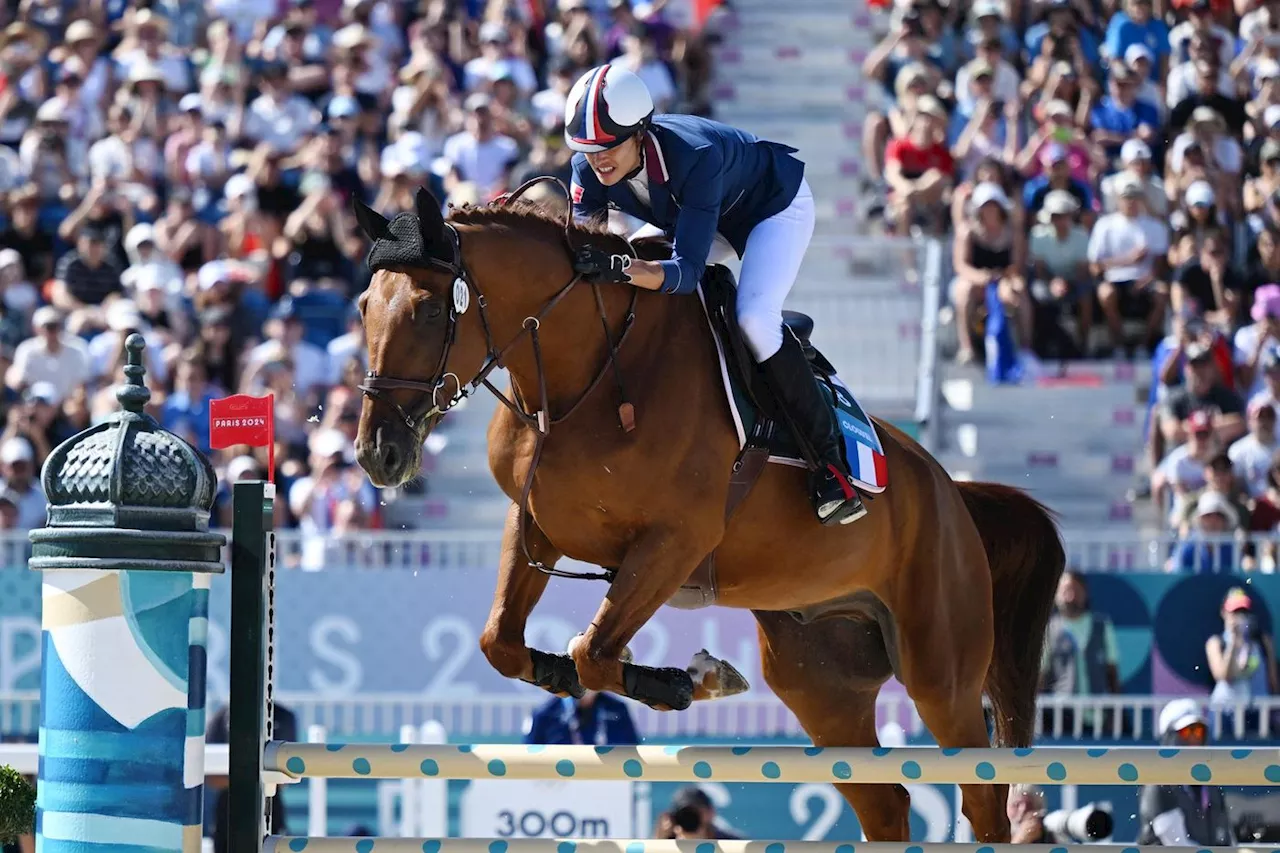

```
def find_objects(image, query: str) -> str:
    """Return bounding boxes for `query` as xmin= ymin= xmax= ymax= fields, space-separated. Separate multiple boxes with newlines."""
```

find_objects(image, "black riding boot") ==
xmin=760 ymin=341 xmax=867 ymax=526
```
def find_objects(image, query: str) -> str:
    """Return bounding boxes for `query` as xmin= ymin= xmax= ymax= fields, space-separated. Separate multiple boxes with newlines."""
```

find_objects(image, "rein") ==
xmin=358 ymin=176 xmax=636 ymax=581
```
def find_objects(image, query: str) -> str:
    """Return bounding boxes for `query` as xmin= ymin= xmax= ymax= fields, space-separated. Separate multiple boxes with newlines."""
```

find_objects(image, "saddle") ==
xmin=673 ymin=266 xmax=841 ymax=609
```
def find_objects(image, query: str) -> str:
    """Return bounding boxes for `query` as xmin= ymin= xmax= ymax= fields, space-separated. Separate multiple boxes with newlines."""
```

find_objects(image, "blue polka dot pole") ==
xmin=262 ymin=743 xmax=1280 ymax=786
xmin=260 ymin=839 xmax=1240 ymax=853
xmin=29 ymin=336 xmax=226 ymax=853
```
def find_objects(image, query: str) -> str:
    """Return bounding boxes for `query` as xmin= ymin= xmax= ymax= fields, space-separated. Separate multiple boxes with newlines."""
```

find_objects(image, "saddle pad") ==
xmin=696 ymin=286 xmax=888 ymax=495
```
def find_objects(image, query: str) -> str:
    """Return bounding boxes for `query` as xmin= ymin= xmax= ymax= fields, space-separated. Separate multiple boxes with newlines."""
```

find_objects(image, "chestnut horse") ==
xmin=352 ymin=188 xmax=1065 ymax=843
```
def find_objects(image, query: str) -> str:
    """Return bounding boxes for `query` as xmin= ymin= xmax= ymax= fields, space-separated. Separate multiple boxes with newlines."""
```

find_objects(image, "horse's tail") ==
xmin=957 ymin=481 xmax=1065 ymax=748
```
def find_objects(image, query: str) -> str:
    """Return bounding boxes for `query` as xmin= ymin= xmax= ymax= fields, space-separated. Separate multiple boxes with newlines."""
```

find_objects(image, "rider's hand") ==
xmin=573 ymin=245 xmax=634 ymax=284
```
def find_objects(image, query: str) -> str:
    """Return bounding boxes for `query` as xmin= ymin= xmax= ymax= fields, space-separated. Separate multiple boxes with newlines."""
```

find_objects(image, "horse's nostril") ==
xmin=380 ymin=442 xmax=400 ymax=473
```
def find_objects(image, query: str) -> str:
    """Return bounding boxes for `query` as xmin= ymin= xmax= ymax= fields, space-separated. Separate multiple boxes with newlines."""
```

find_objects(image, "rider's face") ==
xmin=585 ymin=136 xmax=642 ymax=187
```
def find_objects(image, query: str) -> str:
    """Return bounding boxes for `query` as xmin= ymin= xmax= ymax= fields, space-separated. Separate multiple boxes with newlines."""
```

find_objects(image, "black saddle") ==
xmin=782 ymin=311 xmax=815 ymax=358
xmin=700 ymin=264 xmax=835 ymax=422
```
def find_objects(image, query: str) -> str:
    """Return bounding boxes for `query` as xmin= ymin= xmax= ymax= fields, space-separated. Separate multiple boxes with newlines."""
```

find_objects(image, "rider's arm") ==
xmin=625 ymin=145 xmax=724 ymax=294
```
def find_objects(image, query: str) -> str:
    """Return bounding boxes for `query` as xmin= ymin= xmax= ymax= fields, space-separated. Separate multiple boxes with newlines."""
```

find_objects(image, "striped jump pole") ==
xmin=260 ymin=841 xmax=1245 ymax=853
xmin=263 ymin=742 xmax=1280 ymax=787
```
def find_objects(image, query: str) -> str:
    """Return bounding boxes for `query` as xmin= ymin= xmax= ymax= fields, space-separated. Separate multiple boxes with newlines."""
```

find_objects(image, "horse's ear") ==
xmin=414 ymin=186 xmax=446 ymax=244
xmin=353 ymin=199 xmax=392 ymax=242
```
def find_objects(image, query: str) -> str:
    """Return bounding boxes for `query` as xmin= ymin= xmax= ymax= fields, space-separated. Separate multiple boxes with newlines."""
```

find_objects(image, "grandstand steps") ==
xmin=713 ymin=79 xmax=854 ymax=110
xmin=937 ymin=360 xmax=1148 ymax=529
xmin=715 ymin=43 xmax=858 ymax=71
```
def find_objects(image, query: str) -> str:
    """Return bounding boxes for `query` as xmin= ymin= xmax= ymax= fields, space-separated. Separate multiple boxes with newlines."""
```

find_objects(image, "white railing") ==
xmin=4 ymin=528 xmax=1276 ymax=572
xmin=4 ymin=692 xmax=1276 ymax=741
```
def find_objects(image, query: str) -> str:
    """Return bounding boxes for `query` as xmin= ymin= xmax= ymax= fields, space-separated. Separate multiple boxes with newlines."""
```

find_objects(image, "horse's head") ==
xmin=352 ymin=187 xmax=489 ymax=486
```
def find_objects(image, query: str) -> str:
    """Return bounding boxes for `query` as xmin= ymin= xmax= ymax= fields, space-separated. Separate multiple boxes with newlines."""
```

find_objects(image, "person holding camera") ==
xmin=657 ymin=787 xmax=741 ymax=841
xmin=1137 ymin=699 xmax=1235 ymax=847
xmin=1206 ymin=587 xmax=1278 ymax=716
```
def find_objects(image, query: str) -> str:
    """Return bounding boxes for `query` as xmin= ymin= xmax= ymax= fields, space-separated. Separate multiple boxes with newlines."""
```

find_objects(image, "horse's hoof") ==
xmin=567 ymin=632 xmax=634 ymax=663
xmin=687 ymin=648 xmax=750 ymax=700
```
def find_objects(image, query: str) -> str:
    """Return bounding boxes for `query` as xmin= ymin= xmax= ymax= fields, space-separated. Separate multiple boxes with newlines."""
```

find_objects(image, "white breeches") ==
xmin=627 ymin=177 xmax=816 ymax=361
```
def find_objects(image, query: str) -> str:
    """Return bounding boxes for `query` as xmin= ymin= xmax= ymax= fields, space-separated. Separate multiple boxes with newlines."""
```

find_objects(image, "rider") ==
xmin=564 ymin=64 xmax=865 ymax=526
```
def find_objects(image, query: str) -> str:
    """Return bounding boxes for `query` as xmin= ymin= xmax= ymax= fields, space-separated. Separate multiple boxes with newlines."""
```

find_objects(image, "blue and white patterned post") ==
xmin=29 ymin=334 xmax=226 ymax=853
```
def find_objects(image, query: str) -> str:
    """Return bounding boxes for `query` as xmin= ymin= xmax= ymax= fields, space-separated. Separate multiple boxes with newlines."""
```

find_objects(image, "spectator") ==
xmin=1007 ymin=785 xmax=1048 ymax=844
xmin=162 ymin=356 xmax=219 ymax=454
xmin=523 ymin=691 xmax=640 ymax=746
xmin=951 ymin=182 xmax=1031 ymax=363
xmin=1100 ymin=139 xmax=1167 ymax=215
xmin=50 ymin=223 xmax=125 ymax=311
xmin=1206 ymin=587 xmax=1278 ymax=707
xmin=1090 ymin=62 xmax=1162 ymax=164
xmin=7 ymin=307 xmax=90 ymax=403
xmin=1235 ymin=285 xmax=1280 ymax=395
xmin=1087 ymin=175 xmax=1170 ymax=356
xmin=1175 ymin=451 xmax=1252 ymax=531
xmin=1231 ymin=400 xmax=1280 ymax=495
xmin=0 ymin=186 xmax=54 ymax=283
xmin=1154 ymin=409 xmax=1225 ymax=524
xmin=1040 ymin=571 xmax=1121 ymax=733
xmin=442 ymin=94 xmax=520 ymax=203
xmin=1172 ymin=229 xmax=1244 ymax=325
xmin=1030 ymin=190 xmax=1094 ymax=356
xmin=0 ymin=437 xmax=45 ymax=530
xmin=1137 ymin=699 xmax=1235 ymax=846
xmin=884 ymin=97 xmax=954 ymax=235
xmin=663 ymin=788 xmax=742 ymax=841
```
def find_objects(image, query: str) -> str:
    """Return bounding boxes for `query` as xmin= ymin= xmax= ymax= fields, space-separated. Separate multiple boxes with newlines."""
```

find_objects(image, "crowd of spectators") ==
xmin=0 ymin=0 xmax=720 ymax=535
xmin=860 ymin=0 xmax=1280 ymax=569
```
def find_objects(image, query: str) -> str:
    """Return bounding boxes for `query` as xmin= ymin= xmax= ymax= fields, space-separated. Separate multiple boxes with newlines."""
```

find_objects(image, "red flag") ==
xmin=209 ymin=394 xmax=275 ymax=482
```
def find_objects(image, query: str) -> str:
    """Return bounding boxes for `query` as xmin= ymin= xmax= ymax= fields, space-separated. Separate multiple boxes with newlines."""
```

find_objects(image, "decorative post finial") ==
xmin=116 ymin=333 xmax=151 ymax=413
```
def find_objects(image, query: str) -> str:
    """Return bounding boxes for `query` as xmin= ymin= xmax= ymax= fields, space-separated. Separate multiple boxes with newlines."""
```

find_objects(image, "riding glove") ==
xmin=573 ymin=245 xmax=634 ymax=284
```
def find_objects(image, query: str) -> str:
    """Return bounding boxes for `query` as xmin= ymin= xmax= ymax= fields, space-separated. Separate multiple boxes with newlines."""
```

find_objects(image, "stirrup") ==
xmin=813 ymin=464 xmax=867 ymax=526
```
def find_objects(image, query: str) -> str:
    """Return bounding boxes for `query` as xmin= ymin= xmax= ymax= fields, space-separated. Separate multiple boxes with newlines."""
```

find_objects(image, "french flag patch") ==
xmin=571 ymin=182 xmax=584 ymax=203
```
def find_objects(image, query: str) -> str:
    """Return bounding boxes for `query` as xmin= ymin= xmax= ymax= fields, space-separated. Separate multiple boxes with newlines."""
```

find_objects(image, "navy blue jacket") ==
xmin=570 ymin=114 xmax=805 ymax=295
xmin=523 ymin=694 xmax=640 ymax=746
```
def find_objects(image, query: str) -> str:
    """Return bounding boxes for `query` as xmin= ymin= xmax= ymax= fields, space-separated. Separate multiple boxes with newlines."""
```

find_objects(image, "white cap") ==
xmin=1124 ymin=43 xmax=1153 ymax=64
xmin=971 ymin=181 xmax=1011 ymax=211
xmin=972 ymin=0 xmax=1004 ymax=15
xmin=0 ymin=438 xmax=33 ymax=465
xmin=32 ymin=306 xmax=61 ymax=327
xmin=198 ymin=260 xmax=233 ymax=291
xmin=0 ymin=248 xmax=20 ymax=269
xmin=311 ymin=428 xmax=349 ymax=459
xmin=1042 ymin=189 xmax=1080 ymax=216
xmin=224 ymin=173 xmax=256 ymax=201
xmin=1158 ymin=698 xmax=1207 ymax=738
xmin=105 ymin=299 xmax=145 ymax=332
xmin=35 ymin=99 xmax=66 ymax=122
xmin=26 ymin=381 xmax=59 ymax=405
xmin=1185 ymin=180 xmax=1216 ymax=207
xmin=128 ymin=264 xmax=168 ymax=292
xmin=1257 ymin=59 xmax=1280 ymax=82
xmin=178 ymin=93 xmax=203 ymax=113
xmin=227 ymin=455 xmax=262 ymax=482
xmin=1194 ymin=490 xmax=1238 ymax=524
xmin=332 ymin=23 xmax=370 ymax=50
xmin=1120 ymin=138 xmax=1152 ymax=162
xmin=1190 ymin=105 xmax=1223 ymax=126
xmin=1266 ymin=104 xmax=1280 ymax=128
xmin=1044 ymin=98 xmax=1072 ymax=118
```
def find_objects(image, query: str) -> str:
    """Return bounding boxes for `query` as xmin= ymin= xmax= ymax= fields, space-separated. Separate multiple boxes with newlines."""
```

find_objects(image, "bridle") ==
xmin=357 ymin=177 xmax=636 ymax=581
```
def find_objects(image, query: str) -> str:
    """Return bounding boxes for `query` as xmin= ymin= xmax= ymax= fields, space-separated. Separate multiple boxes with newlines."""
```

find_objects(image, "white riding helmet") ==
xmin=564 ymin=64 xmax=654 ymax=153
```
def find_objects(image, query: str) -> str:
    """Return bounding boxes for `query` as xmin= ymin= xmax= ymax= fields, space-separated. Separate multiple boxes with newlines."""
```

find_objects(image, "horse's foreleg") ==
xmin=570 ymin=527 xmax=713 ymax=711
xmin=479 ymin=504 xmax=581 ymax=697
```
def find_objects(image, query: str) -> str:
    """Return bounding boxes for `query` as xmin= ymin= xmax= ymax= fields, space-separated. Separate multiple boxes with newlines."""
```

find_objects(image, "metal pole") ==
xmin=228 ymin=481 xmax=274 ymax=853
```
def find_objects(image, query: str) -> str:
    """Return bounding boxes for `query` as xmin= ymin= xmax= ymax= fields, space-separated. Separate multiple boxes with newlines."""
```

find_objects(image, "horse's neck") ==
xmin=502 ymin=280 xmax=696 ymax=422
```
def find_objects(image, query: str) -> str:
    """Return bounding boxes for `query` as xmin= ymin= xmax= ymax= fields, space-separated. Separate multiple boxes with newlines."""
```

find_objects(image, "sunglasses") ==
xmin=1174 ymin=723 xmax=1208 ymax=744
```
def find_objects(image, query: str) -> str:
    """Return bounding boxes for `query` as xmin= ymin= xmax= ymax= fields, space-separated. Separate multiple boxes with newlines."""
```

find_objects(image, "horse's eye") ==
xmin=425 ymin=302 xmax=444 ymax=319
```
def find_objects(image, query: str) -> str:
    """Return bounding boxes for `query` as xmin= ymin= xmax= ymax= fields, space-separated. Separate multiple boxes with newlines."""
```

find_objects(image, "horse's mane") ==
xmin=447 ymin=199 xmax=670 ymax=261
